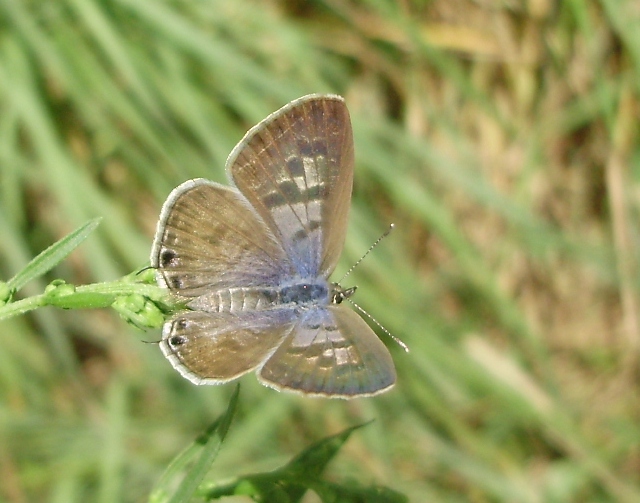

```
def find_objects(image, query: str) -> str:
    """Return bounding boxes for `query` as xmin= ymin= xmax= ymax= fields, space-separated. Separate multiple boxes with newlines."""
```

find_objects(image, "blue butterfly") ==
xmin=151 ymin=95 xmax=395 ymax=398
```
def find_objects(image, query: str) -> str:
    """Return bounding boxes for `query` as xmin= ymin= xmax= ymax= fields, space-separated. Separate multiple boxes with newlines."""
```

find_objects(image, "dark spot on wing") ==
xmin=311 ymin=139 xmax=328 ymax=158
xmin=262 ymin=180 xmax=298 ymax=207
xmin=262 ymin=191 xmax=286 ymax=208
xmin=299 ymin=139 xmax=313 ymax=157
xmin=280 ymin=180 xmax=300 ymax=199
xmin=286 ymin=155 xmax=304 ymax=176
xmin=292 ymin=220 xmax=321 ymax=242
xmin=306 ymin=184 xmax=321 ymax=200
xmin=160 ymin=249 xmax=178 ymax=267
xmin=168 ymin=276 xmax=183 ymax=289
xmin=262 ymin=180 xmax=325 ymax=209
xmin=169 ymin=335 xmax=187 ymax=347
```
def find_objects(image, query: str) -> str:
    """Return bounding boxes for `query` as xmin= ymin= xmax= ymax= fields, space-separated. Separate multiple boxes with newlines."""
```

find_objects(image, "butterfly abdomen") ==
xmin=204 ymin=281 xmax=330 ymax=313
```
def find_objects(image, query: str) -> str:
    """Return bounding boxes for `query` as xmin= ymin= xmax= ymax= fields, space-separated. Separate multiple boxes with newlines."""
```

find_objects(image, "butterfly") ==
xmin=150 ymin=94 xmax=395 ymax=398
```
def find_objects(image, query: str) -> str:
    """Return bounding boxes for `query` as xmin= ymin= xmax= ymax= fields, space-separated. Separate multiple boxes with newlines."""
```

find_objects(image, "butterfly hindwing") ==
xmin=258 ymin=306 xmax=396 ymax=398
xmin=161 ymin=309 xmax=296 ymax=384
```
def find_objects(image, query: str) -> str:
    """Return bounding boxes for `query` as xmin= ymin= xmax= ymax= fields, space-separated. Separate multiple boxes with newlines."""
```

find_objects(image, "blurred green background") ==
xmin=1 ymin=0 xmax=639 ymax=501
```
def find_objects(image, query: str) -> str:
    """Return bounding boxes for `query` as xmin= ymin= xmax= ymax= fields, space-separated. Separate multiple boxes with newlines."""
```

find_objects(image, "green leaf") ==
xmin=6 ymin=217 xmax=102 ymax=293
xmin=149 ymin=385 xmax=240 ymax=503
xmin=281 ymin=422 xmax=371 ymax=481
xmin=311 ymin=480 xmax=408 ymax=503
xmin=248 ymin=422 xmax=369 ymax=503
xmin=203 ymin=422 xmax=406 ymax=503
xmin=0 ymin=281 xmax=13 ymax=306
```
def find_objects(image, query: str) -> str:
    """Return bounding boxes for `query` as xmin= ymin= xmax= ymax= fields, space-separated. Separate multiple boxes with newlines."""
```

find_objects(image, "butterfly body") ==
xmin=181 ymin=280 xmax=328 ymax=313
xmin=151 ymin=95 xmax=395 ymax=398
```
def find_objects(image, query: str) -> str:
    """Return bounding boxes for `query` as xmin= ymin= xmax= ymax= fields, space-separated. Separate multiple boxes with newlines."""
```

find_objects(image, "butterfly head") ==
xmin=330 ymin=283 xmax=357 ymax=305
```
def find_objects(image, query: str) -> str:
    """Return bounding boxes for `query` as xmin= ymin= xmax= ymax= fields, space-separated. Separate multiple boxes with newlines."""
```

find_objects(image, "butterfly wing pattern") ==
xmin=151 ymin=94 xmax=395 ymax=398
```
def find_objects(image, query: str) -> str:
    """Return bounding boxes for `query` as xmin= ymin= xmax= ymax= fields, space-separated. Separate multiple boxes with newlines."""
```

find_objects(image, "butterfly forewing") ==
xmin=151 ymin=179 xmax=292 ymax=298
xmin=228 ymin=95 xmax=354 ymax=279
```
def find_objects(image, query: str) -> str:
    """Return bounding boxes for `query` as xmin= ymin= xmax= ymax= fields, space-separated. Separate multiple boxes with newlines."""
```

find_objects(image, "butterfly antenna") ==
xmin=337 ymin=223 xmax=395 ymax=284
xmin=347 ymin=299 xmax=409 ymax=352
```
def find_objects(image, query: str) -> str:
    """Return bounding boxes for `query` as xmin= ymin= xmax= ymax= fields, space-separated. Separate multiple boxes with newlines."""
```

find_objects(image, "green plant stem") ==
xmin=0 ymin=279 xmax=168 ymax=322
